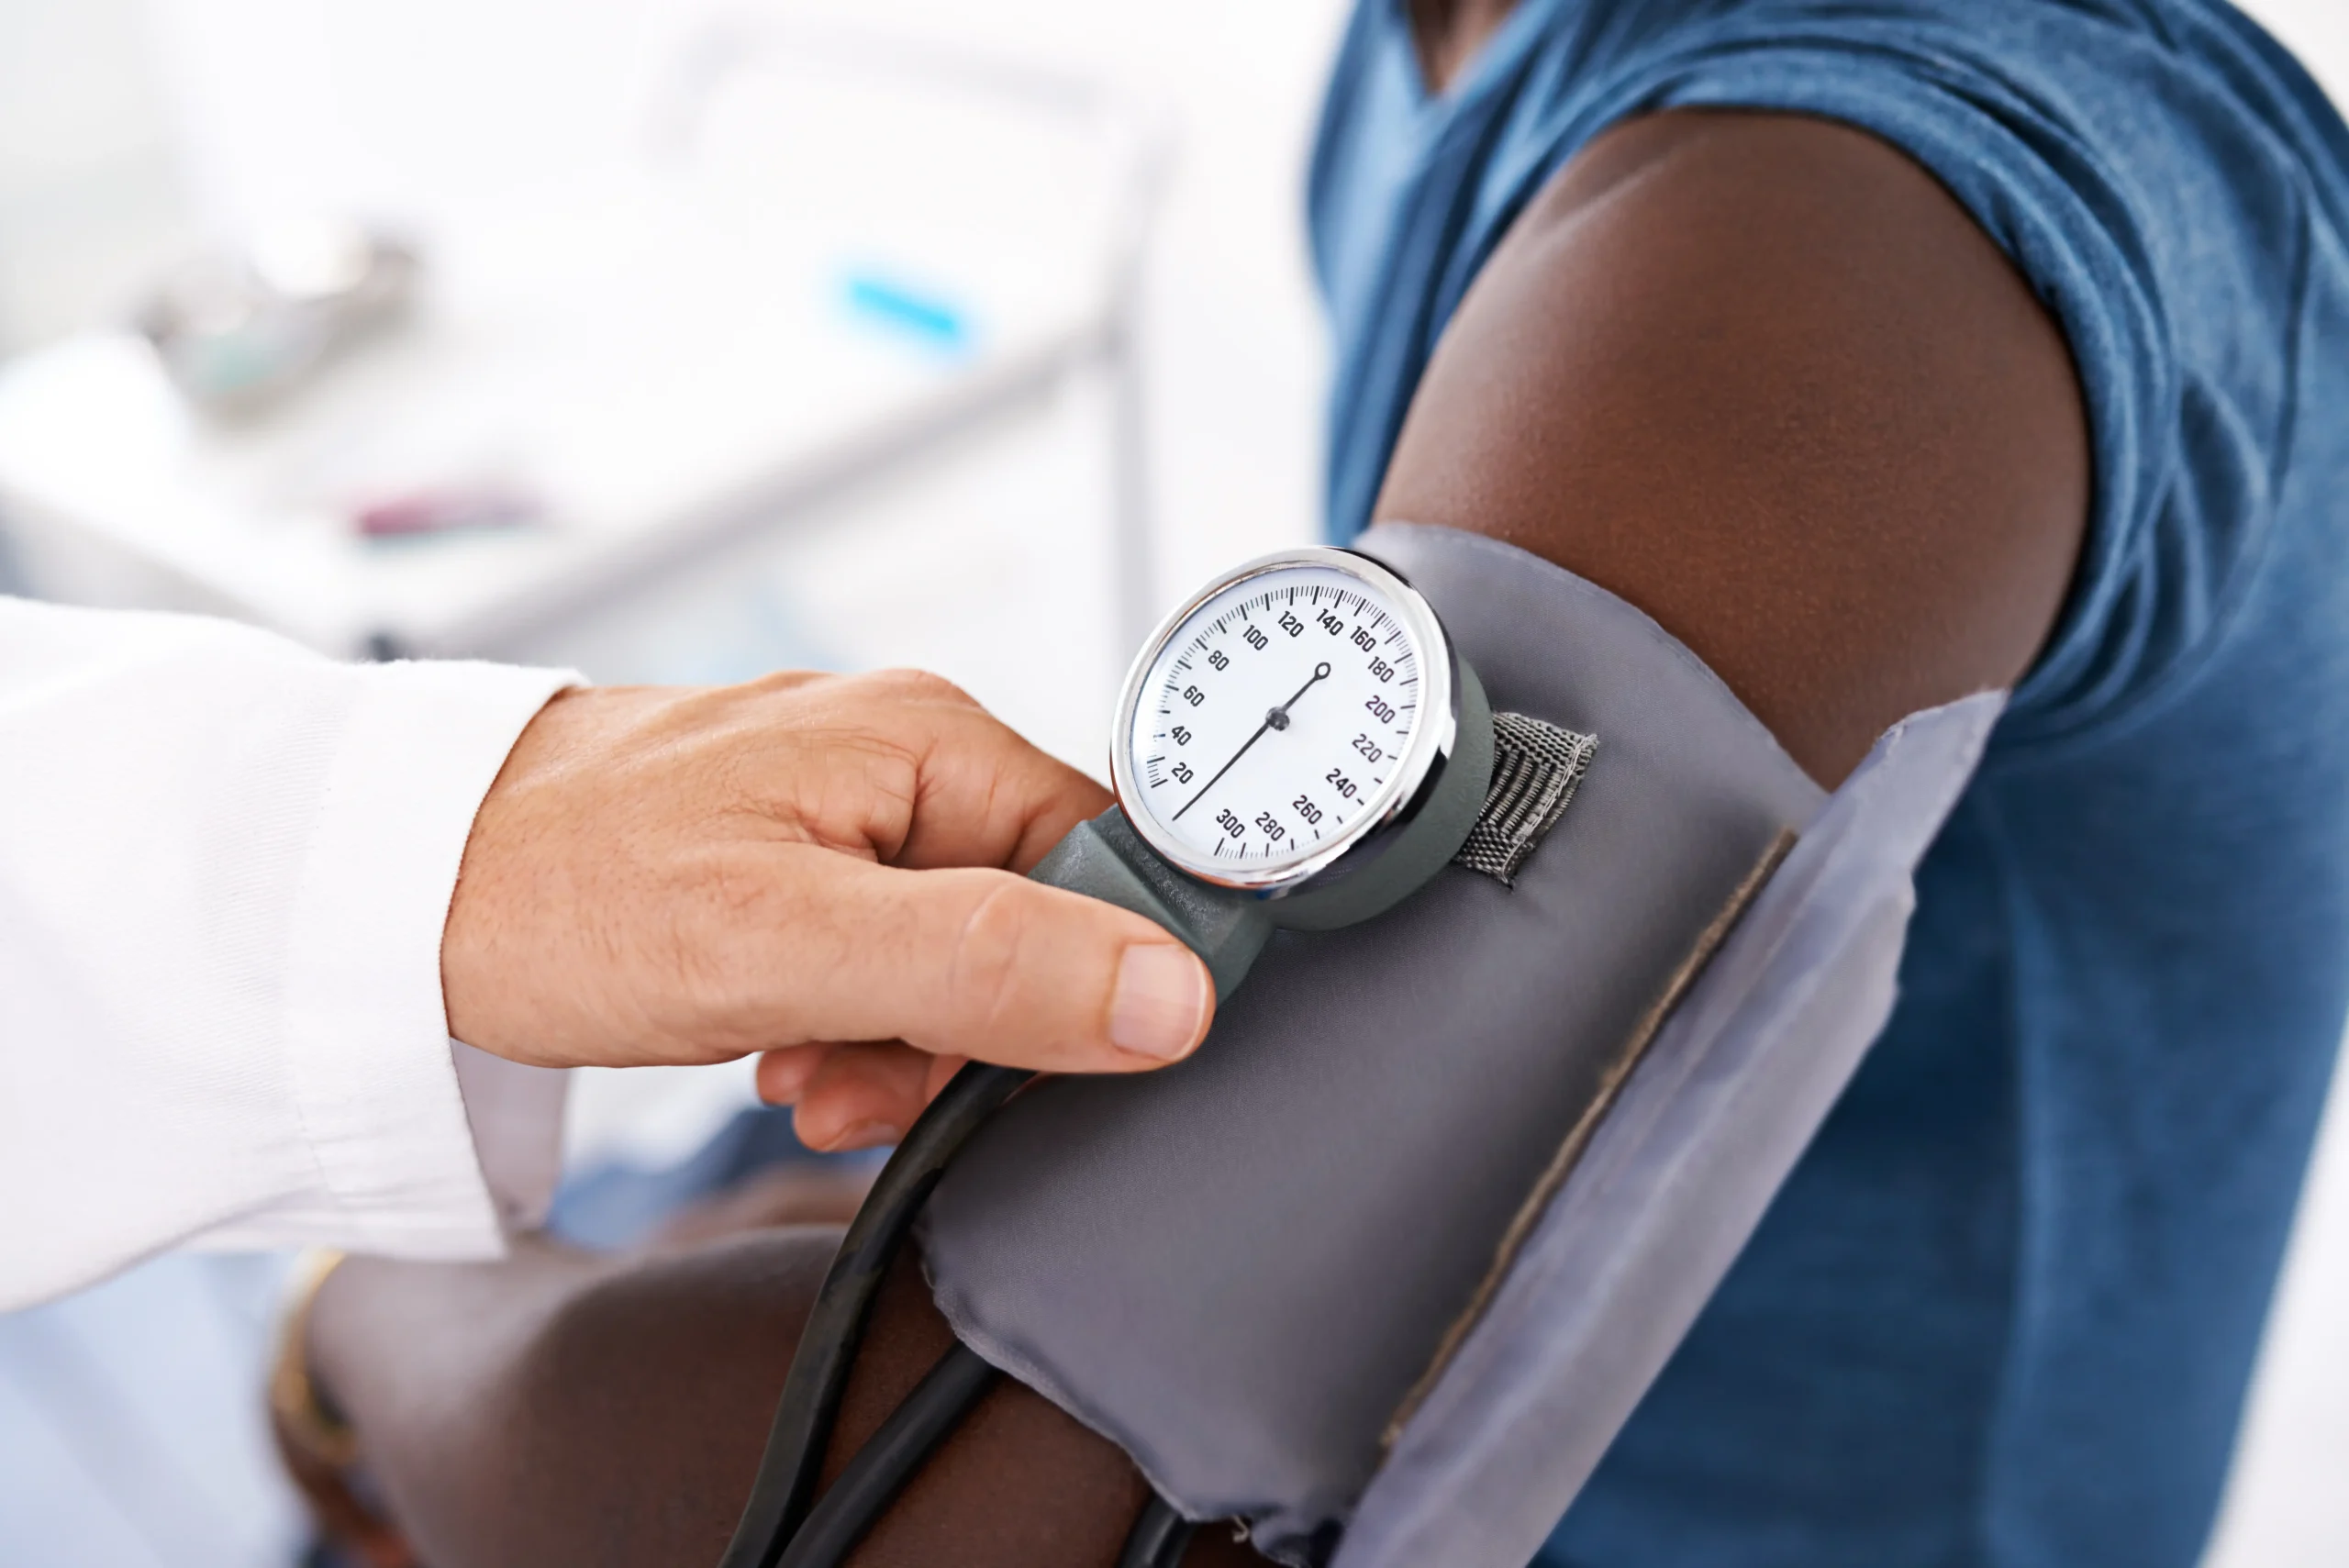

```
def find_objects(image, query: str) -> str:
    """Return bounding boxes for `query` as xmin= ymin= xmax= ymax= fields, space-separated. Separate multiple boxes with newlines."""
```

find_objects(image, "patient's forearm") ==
xmin=310 ymin=1235 xmax=822 ymax=1565
xmin=308 ymin=1236 xmax=1262 ymax=1567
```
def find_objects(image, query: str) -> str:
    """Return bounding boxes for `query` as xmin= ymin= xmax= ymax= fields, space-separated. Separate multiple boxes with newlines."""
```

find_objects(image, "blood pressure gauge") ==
xmin=1037 ymin=547 xmax=1494 ymax=995
xmin=1114 ymin=548 xmax=1477 ymax=890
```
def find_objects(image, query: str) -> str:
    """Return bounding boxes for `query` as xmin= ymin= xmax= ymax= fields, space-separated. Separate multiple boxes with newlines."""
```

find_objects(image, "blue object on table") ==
xmin=840 ymin=271 xmax=972 ymax=354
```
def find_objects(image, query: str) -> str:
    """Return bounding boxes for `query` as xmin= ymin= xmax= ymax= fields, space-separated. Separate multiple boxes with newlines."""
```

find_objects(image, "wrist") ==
xmin=270 ymin=1250 xmax=358 ymax=1469
xmin=269 ymin=1252 xmax=424 ymax=1568
xmin=440 ymin=684 xmax=603 ymax=1066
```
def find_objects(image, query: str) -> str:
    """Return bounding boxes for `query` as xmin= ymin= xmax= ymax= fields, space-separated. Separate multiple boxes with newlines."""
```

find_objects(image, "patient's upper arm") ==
xmin=1373 ymin=110 xmax=2089 ymax=785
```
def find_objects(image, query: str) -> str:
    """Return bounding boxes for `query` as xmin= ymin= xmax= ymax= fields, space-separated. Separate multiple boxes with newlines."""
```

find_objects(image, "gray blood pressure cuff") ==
xmin=919 ymin=523 xmax=2001 ymax=1565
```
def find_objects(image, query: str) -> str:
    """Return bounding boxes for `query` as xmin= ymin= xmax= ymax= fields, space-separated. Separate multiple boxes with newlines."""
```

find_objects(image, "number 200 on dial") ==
xmin=1115 ymin=554 xmax=1438 ymax=887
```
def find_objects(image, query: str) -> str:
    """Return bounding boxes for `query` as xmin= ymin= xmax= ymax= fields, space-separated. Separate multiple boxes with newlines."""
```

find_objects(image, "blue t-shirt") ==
xmin=1308 ymin=4 xmax=2349 ymax=1565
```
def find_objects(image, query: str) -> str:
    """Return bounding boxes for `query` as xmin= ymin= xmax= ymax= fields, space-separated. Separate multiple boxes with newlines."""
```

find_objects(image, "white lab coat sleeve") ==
xmin=0 ymin=596 xmax=582 ymax=1310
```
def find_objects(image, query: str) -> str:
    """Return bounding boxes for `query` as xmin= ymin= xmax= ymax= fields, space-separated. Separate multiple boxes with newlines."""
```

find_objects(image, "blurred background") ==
xmin=0 ymin=1 xmax=2341 ymax=1562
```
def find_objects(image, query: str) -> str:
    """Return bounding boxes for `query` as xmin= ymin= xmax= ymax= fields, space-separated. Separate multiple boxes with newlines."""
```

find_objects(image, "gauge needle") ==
xmin=1174 ymin=662 xmax=1331 ymax=821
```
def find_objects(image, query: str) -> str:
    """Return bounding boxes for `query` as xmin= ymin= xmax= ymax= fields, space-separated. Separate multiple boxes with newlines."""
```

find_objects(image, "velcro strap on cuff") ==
xmin=1453 ymin=713 xmax=1598 ymax=886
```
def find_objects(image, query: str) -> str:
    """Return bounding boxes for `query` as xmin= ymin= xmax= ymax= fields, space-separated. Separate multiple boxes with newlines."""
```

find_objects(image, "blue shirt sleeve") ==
xmin=1430 ymin=0 xmax=2343 ymax=744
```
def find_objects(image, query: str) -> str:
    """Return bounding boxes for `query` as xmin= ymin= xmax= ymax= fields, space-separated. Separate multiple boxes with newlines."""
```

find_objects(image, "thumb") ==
xmin=761 ymin=850 xmax=1215 ymax=1073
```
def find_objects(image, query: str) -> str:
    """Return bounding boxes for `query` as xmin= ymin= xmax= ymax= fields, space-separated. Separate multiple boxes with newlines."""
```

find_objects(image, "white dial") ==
xmin=1112 ymin=550 xmax=1452 ymax=890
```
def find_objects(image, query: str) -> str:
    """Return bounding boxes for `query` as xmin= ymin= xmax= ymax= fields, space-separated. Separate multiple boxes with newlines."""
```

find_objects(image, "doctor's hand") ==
xmin=441 ymin=670 xmax=1213 ymax=1148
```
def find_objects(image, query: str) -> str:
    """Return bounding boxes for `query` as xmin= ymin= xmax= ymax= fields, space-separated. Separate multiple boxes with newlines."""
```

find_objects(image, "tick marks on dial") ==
xmin=1172 ymin=662 xmax=1330 ymax=822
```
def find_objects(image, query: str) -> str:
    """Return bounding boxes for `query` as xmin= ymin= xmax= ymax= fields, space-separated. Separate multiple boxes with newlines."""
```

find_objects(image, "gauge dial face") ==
xmin=1118 ymin=558 xmax=1433 ymax=884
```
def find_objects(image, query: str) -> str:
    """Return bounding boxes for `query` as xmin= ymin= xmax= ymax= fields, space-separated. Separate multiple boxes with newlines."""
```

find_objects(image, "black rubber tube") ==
xmin=773 ymin=1342 xmax=1001 ymax=1568
xmin=1117 ymin=1493 xmax=1197 ymax=1568
xmin=717 ymin=1062 xmax=1036 ymax=1568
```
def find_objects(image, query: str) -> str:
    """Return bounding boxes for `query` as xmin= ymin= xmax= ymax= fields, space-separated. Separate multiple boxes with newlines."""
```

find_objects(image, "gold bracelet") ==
xmin=268 ymin=1249 xmax=360 ymax=1471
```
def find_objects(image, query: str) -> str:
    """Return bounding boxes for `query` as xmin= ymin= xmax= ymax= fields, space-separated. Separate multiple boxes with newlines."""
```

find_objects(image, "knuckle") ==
xmin=741 ymin=669 xmax=825 ymax=699
xmin=872 ymin=667 xmax=976 ymax=708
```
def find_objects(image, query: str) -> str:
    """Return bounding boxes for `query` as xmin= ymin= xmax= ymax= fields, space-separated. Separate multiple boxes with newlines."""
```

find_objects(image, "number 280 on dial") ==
xmin=1113 ymin=551 xmax=1452 ymax=889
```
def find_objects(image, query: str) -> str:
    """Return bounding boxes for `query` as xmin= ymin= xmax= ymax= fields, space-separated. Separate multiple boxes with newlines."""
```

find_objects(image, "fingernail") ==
xmin=1109 ymin=944 xmax=1210 ymax=1062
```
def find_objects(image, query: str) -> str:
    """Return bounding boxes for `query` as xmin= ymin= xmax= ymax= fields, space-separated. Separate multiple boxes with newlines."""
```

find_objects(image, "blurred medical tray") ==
xmin=0 ymin=25 xmax=1161 ymax=662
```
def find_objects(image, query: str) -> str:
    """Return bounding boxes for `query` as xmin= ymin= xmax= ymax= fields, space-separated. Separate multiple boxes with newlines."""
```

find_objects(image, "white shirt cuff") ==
xmin=262 ymin=657 xmax=576 ymax=1257
xmin=451 ymin=1040 xmax=570 ymax=1231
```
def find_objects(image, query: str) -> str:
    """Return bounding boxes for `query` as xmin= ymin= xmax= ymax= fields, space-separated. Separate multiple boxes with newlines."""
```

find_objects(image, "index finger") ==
xmin=891 ymin=687 xmax=1114 ymax=874
xmin=772 ymin=670 xmax=1112 ymax=874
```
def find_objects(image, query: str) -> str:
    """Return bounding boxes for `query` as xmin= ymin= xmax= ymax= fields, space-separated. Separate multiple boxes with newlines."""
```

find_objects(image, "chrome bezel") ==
xmin=1109 ymin=546 xmax=1461 ymax=894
